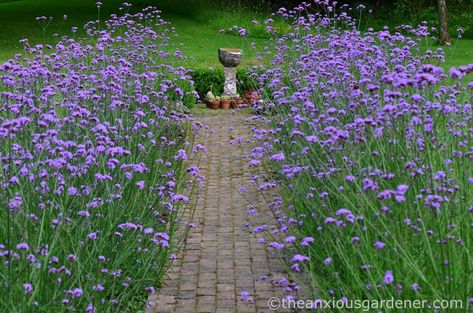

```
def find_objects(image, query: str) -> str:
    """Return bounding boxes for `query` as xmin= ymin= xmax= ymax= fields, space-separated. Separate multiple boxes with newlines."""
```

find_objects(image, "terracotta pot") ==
xmin=244 ymin=90 xmax=260 ymax=105
xmin=229 ymin=100 xmax=238 ymax=109
xmin=244 ymin=90 xmax=253 ymax=99
xmin=220 ymin=100 xmax=231 ymax=110
xmin=209 ymin=100 xmax=220 ymax=110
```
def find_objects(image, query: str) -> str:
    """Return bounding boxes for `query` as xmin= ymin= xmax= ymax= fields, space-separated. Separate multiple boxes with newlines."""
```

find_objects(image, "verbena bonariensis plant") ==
xmin=245 ymin=0 xmax=473 ymax=309
xmin=0 ymin=4 xmax=201 ymax=312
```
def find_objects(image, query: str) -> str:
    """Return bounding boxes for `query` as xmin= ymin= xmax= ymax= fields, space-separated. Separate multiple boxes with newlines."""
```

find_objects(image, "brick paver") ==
xmin=146 ymin=111 xmax=286 ymax=313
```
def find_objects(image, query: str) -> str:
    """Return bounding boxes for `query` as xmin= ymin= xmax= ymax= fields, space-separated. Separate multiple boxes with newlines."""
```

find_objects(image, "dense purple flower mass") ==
xmin=242 ymin=0 xmax=473 ymax=307
xmin=0 ymin=4 xmax=200 ymax=311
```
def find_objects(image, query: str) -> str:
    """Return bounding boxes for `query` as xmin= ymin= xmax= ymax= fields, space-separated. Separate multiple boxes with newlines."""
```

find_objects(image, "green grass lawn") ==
xmin=0 ymin=0 xmax=472 ymax=69
xmin=0 ymin=0 xmax=267 ymax=67
xmin=164 ymin=14 xmax=265 ymax=67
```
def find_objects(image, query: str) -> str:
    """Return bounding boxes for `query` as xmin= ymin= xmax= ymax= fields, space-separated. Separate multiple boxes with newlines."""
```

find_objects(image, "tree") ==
xmin=438 ymin=0 xmax=450 ymax=44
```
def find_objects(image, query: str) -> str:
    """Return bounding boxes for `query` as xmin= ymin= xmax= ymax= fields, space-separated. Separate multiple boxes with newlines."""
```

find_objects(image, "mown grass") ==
xmin=0 ymin=0 xmax=268 ymax=67
xmin=1 ymin=0 xmax=472 ymax=68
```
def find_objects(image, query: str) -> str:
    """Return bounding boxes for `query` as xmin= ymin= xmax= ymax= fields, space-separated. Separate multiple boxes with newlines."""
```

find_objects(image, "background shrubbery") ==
xmin=160 ymin=0 xmax=473 ymax=40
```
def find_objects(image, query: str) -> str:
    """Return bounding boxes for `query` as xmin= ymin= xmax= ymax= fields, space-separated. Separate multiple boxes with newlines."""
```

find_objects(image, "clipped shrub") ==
xmin=190 ymin=67 xmax=258 ymax=99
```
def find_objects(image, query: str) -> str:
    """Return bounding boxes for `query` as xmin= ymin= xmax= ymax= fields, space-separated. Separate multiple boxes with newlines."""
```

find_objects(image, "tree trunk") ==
xmin=438 ymin=0 xmax=450 ymax=45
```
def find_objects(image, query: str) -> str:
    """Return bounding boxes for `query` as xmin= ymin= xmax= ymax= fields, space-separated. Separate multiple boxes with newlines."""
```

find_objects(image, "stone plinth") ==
xmin=223 ymin=67 xmax=238 ymax=97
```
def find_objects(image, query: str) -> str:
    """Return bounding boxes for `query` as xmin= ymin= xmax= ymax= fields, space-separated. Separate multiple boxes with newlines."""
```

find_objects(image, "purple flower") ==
xmin=171 ymin=194 xmax=189 ymax=203
xmin=238 ymin=28 xmax=247 ymax=37
xmin=16 ymin=243 xmax=29 ymax=251
xmin=270 ymin=152 xmax=285 ymax=161
xmin=86 ymin=304 xmax=95 ymax=313
xmin=335 ymin=208 xmax=352 ymax=216
xmin=306 ymin=135 xmax=318 ymax=143
xmin=325 ymin=217 xmax=337 ymax=224
xmin=67 ymin=288 xmax=83 ymax=298
xmin=118 ymin=223 xmax=139 ymax=230
xmin=292 ymin=254 xmax=310 ymax=262
xmin=449 ymin=67 xmax=463 ymax=79
xmin=136 ymin=181 xmax=145 ymax=189
xmin=77 ymin=211 xmax=91 ymax=218
xmin=175 ymin=149 xmax=188 ymax=161
xmin=269 ymin=242 xmax=285 ymax=249
xmin=344 ymin=175 xmax=356 ymax=183
xmin=301 ymin=237 xmax=314 ymax=246
xmin=23 ymin=283 xmax=33 ymax=294
xmin=285 ymin=236 xmax=296 ymax=243
xmin=248 ymin=160 xmax=261 ymax=167
xmin=240 ymin=291 xmax=253 ymax=302
xmin=374 ymin=241 xmax=385 ymax=249
xmin=397 ymin=184 xmax=409 ymax=194
xmin=383 ymin=270 xmax=394 ymax=284
xmin=68 ymin=187 xmax=78 ymax=196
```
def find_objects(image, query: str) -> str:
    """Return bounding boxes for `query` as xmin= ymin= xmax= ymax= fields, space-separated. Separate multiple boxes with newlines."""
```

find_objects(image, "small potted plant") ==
xmin=210 ymin=96 xmax=220 ymax=110
xmin=230 ymin=97 xmax=241 ymax=109
xmin=220 ymin=95 xmax=231 ymax=109
xmin=237 ymin=98 xmax=246 ymax=107
xmin=205 ymin=90 xmax=215 ymax=108
xmin=244 ymin=90 xmax=260 ymax=105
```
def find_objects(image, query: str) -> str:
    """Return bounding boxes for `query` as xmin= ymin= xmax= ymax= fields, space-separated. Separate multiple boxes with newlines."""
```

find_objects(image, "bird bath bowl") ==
xmin=218 ymin=48 xmax=243 ymax=68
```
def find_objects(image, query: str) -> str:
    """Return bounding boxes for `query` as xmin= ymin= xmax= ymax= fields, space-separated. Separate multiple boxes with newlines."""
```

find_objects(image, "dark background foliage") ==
xmin=222 ymin=0 xmax=473 ymax=39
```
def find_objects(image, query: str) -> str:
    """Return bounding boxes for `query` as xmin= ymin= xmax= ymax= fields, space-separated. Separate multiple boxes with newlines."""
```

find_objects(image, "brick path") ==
xmin=146 ymin=111 xmax=286 ymax=313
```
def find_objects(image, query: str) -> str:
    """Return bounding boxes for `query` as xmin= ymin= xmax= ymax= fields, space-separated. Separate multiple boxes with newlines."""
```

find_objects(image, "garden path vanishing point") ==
xmin=146 ymin=110 xmax=289 ymax=313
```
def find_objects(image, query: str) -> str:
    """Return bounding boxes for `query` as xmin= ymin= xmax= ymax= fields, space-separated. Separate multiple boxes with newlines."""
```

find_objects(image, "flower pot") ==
xmin=220 ymin=100 xmax=230 ymax=110
xmin=244 ymin=90 xmax=260 ymax=105
xmin=230 ymin=99 xmax=238 ymax=109
xmin=244 ymin=90 xmax=253 ymax=99
xmin=209 ymin=100 xmax=220 ymax=110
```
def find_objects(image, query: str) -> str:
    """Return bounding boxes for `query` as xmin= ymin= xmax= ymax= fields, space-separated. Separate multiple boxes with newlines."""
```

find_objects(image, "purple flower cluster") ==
xmin=0 ymin=4 xmax=201 ymax=311
xmin=244 ymin=1 xmax=472 ymax=306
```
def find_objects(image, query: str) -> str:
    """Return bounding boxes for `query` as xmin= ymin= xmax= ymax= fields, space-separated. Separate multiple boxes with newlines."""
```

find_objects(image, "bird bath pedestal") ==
xmin=218 ymin=48 xmax=242 ymax=98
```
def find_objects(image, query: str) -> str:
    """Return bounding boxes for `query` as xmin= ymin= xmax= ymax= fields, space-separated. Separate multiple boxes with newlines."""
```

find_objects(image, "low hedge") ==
xmin=190 ymin=67 xmax=258 ymax=100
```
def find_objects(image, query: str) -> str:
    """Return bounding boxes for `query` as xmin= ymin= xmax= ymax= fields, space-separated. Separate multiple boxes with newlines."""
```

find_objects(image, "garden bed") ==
xmin=0 ymin=6 xmax=197 ymax=312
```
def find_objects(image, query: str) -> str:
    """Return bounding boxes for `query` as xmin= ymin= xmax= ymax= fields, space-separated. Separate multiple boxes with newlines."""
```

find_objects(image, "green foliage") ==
xmin=357 ymin=0 xmax=473 ymax=40
xmin=190 ymin=67 xmax=258 ymax=99
xmin=179 ymin=79 xmax=197 ymax=109
xmin=191 ymin=68 xmax=225 ymax=98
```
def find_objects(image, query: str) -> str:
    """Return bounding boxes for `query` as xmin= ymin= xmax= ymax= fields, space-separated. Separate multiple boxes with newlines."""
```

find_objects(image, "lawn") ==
xmin=1 ymin=0 xmax=472 ymax=68
xmin=0 ymin=0 xmax=267 ymax=67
